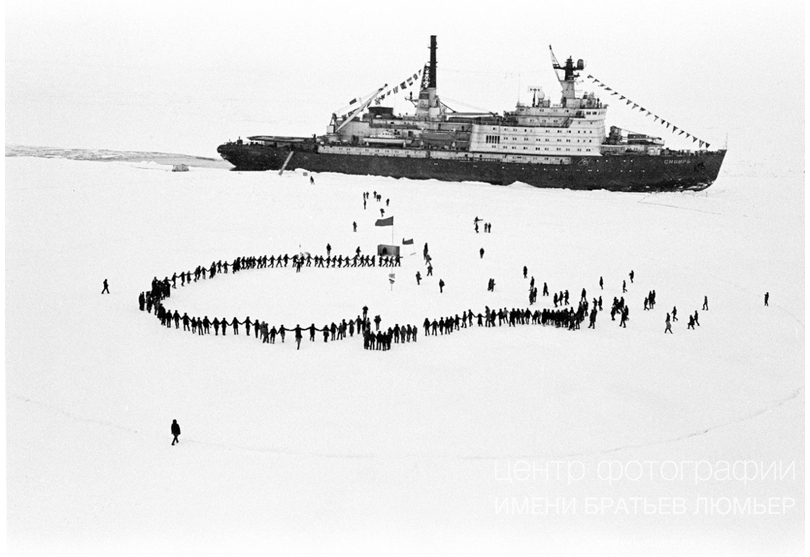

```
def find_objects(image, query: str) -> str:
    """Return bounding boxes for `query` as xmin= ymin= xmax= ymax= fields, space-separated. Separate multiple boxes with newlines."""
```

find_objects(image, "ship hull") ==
xmin=217 ymin=143 xmax=726 ymax=192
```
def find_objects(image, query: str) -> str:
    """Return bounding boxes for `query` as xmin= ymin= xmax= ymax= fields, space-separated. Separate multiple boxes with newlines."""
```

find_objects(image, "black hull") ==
xmin=217 ymin=143 xmax=727 ymax=192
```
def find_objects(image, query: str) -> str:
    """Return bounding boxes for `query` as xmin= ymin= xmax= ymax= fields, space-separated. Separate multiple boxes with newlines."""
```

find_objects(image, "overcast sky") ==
xmin=5 ymin=0 xmax=805 ymax=166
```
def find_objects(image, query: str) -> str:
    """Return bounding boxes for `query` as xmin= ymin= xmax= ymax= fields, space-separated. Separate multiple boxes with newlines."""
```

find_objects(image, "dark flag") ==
xmin=375 ymin=216 xmax=394 ymax=226
xmin=402 ymin=238 xmax=414 ymax=245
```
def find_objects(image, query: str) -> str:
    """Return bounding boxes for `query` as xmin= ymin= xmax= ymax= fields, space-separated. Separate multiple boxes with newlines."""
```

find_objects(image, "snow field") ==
xmin=5 ymin=156 xmax=803 ymax=556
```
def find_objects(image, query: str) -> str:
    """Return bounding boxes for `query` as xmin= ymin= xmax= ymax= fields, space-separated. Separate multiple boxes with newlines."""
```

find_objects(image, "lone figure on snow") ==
xmin=764 ymin=292 xmax=769 ymax=306
xmin=102 ymin=279 xmax=110 ymax=294
xmin=171 ymin=419 xmax=181 ymax=445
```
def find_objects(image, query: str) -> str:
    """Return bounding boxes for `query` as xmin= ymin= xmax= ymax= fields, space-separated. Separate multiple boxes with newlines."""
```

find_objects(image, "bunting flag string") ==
xmin=374 ymin=67 xmax=425 ymax=104
xmin=583 ymin=74 xmax=711 ymax=149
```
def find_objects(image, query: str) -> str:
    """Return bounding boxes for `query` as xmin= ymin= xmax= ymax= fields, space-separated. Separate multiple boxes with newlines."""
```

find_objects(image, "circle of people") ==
xmin=136 ymin=186 xmax=742 ymax=350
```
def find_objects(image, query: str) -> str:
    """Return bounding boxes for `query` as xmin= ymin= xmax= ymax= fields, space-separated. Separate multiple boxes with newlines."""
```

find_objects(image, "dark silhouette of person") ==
xmin=171 ymin=419 xmax=181 ymax=445
xmin=353 ymin=221 xmax=357 ymax=232
xmin=523 ymin=266 xmax=528 ymax=279
xmin=599 ymin=276 xmax=603 ymax=290
xmin=326 ymin=244 xmax=332 ymax=257
xmin=480 ymin=248 xmax=484 ymax=259
xmin=138 ymin=291 xmax=145 ymax=310
xmin=702 ymin=296 xmax=709 ymax=311
xmin=415 ymin=271 xmax=421 ymax=285
xmin=764 ymin=292 xmax=769 ymax=306
xmin=294 ymin=325 xmax=303 ymax=350
xmin=629 ymin=270 xmax=634 ymax=283
xmin=439 ymin=279 xmax=445 ymax=293
xmin=102 ymin=279 xmax=110 ymax=294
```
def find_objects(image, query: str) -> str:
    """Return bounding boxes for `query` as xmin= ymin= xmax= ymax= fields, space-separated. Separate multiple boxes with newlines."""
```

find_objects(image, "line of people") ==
xmin=421 ymin=304 xmax=588 ymax=337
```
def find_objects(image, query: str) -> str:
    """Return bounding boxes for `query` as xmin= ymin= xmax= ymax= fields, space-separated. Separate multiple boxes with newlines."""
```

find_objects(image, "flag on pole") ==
xmin=388 ymin=273 xmax=396 ymax=284
xmin=402 ymin=238 xmax=414 ymax=245
xmin=375 ymin=216 xmax=394 ymax=226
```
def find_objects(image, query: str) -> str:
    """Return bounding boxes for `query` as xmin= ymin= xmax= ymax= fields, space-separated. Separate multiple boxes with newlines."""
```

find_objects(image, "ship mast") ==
xmin=549 ymin=46 xmax=584 ymax=105
xmin=415 ymin=35 xmax=442 ymax=121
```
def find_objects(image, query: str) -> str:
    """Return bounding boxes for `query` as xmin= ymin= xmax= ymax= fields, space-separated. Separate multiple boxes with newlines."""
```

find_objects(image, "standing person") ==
xmin=171 ymin=419 xmax=181 ymax=445
xmin=439 ymin=279 xmax=445 ymax=293
xmin=599 ymin=276 xmax=603 ymax=290
xmin=310 ymin=175 xmax=315 ymax=185
xmin=702 ymin=296 xmax=709 ymax=311
xmin=326 ymin=244 xmax=331 ymax=257
xmin=480 ymin=248 xmax=485 ymax=259
xmin=622 ymin=280 xmax=627 ymax=293
xmin=543 ymin=282 xmax=549 ymax=296
xmin=672 ymin=306 xmax=678 ymax=321
xmin=138 ymin=292 xmax=145 ymax=310
xmin=523 ymin=266 xmax=528 ymax=279
xmin=764 ymin=292 xmax=769 ymax=306
xmin=629 ymin=270 xmax=634 ymax=283
xmin=665 ymin=313 xmax=673 ymax=334
xmin=102 ymin=279 xmax=110 ymax=294
xmin=353 ymin=221 xmax=357 ymax=232
xmin=694 ymin=310 xmax=700 ymax=326
xmin=294 ymin=325 xmax=303 ymax=350
xmin=415 ymin=271 xmax=421 ymax=285
xmin=427 ymin=264 xmax=433 ymax=276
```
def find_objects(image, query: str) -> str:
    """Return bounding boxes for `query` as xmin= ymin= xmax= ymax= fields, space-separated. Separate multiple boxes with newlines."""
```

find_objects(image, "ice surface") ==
xmin=5 ymin=155 xmax=804 ymax=556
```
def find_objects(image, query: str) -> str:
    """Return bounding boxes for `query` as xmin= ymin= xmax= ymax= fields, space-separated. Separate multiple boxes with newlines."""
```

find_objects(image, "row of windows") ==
xmin=484 ymin=145 xmax=593 ymax=152
xmin=491 ymin=123 xmax=600 ymax=132
xmin=481 ymin=138 xmax=594 ymax=144
xmin=483 ymin=129 xmax=597 ymax=136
